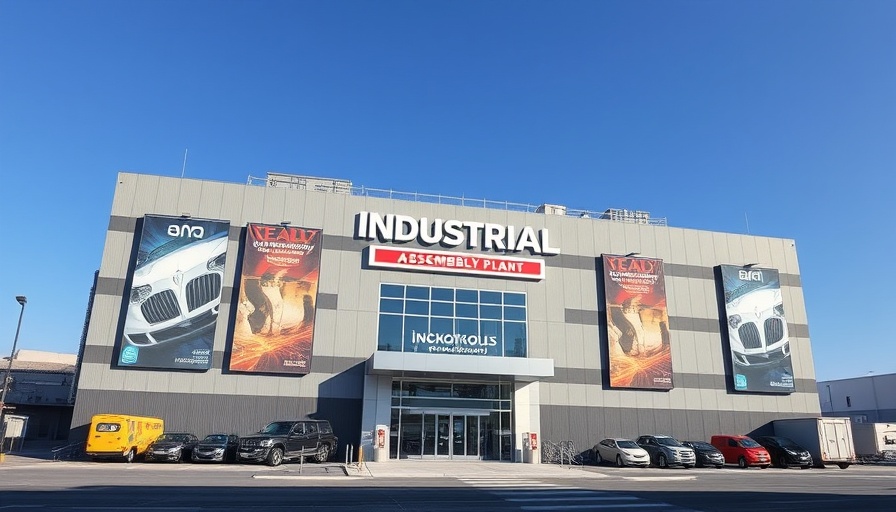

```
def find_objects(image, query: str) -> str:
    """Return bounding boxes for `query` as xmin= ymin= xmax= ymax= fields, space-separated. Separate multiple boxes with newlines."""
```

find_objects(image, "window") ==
xmin=377 ymin=284 xmax=529 ymax=357
xmin=846 ymin=396 xmax=852 ymax=408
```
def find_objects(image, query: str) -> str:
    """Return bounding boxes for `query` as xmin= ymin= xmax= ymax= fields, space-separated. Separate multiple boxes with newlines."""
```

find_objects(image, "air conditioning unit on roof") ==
xmin=536 ymin=204 xmax=567 ymax=215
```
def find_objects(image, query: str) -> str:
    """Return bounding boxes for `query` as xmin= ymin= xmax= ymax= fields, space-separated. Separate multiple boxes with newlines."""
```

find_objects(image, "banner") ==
xmin=602 ymin=255 xmax=673 ymax=389
xmin=118 ymin=215 xmax=231 ymax=370
xmin=227 ymin=223 xmax=322 ymax=374
xmin=719 ymin=265 xmax=795 ymax=393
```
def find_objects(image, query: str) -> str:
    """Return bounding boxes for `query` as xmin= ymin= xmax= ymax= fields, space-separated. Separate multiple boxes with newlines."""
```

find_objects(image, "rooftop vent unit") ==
xmin=265 ymin=172 xmax=352 ymax=194
xmin=600 ymin=208 xmax=650 ymax=224
xmin=536 ymin=204 xmax=567 ymax=216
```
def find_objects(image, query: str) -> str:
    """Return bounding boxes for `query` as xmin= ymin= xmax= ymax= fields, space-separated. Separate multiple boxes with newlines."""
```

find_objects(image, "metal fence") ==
xmin=540 ymin=440 xmax=586 ymax=467
xmin=246 ymin=175 xmax=668 ymax=226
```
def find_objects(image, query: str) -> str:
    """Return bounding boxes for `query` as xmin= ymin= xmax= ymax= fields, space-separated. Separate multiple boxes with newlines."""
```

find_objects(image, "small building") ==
xmin=1 ymin=349 xmax=77 ymax=441
xmin=817 ymin=373 xmax=896 ymax=423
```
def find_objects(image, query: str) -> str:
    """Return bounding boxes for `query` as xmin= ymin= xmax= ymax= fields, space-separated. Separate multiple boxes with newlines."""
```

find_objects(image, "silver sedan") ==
xmin=592 ymin=438 xmax=651 ymax=467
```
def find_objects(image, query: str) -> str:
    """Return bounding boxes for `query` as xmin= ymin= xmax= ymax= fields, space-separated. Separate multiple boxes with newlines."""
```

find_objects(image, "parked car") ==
xmin=635 ymin=435 xmax=696 ymax=468
xmin=755 ymin=436 xmax=813 ymax=469
xmin=237 ymin=419 xmax=338 ymax=466
xmin=681 ymin=441 xmax=725 ymax=468
xmin=592 ymin=438 xmax=650 ymax=467
xmin=145 ymin=432 xmax=199 ymax=462
xmin=710 ymin=434 xmax=771 ymax=469
xmin=192 ymin=434 xmax=240 ymax=463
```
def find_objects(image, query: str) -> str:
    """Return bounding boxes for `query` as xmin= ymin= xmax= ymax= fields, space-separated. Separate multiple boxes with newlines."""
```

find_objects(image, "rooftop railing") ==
xmin=246 ymin=174 xmax=667 ymax=226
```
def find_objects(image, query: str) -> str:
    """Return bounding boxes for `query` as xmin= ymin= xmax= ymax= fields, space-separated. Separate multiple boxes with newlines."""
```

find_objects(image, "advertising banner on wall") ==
xmin=719 ymin=265 xmax=795 ymax=393
xmin=227 ymin=223 xmax=323 ymax=374
xmin=602 ymin=254 xmax=673 ymax=390
xmin=117 ymin=215 xmax=231 ymax=371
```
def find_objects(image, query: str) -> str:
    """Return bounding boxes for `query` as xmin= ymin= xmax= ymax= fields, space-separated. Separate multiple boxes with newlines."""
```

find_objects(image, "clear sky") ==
xmin=1 ymin=0 xmax=893 ymax=382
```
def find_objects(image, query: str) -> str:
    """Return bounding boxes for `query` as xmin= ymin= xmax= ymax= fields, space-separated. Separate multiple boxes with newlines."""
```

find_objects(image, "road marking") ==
xmin=521 ymin=504 xmax=672 ymax=510
xmin=621 ymin=476 xmax=696 ymax=481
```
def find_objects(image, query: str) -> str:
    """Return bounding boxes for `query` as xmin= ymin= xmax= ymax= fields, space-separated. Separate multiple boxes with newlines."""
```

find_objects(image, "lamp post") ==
xmin=0 ymin=296 xmax=27 ymax=457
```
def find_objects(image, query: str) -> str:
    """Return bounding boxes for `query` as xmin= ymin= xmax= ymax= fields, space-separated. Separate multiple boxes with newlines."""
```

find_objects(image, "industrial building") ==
xmin=69 ymin=171 xmax=821 ymax=461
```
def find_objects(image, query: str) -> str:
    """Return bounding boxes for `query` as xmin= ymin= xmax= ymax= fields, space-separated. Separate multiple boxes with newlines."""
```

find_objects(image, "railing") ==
xmin=51 ymin=441 xmax=85 ymax=461
xmin=246 ymin=175 xmax=668 ymax=226
xmin=540 ymin=440 xmax=585 ymax=468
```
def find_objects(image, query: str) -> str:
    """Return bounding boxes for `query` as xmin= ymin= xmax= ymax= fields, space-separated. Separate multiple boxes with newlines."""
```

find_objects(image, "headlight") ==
xmin=130 ymin=285 xmax=152 ymax=304
xmin=728 ymin=314 xmax=742 ymax=329
xmin=167 ymin=447 xmax=181 ymax=453
xmin=259 ymin=439 xmax=273 ymax=447
xmin=207 ymin=252 xmax=226 ymax=272
xmin=773 ymin=303 xmax=785 ymax=316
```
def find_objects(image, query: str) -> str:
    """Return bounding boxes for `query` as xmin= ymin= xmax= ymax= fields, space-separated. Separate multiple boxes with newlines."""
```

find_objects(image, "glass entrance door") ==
xmin=400 ymin=412 xmax=483 ymax=459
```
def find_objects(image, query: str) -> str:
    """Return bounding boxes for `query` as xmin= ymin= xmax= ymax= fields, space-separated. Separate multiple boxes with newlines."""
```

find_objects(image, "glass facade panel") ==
xmin=377 ymin=284 xmax=528 ymax=358
xmin=380 ymin=298 xmax=404 ymax=314
xmin=431 ymin=302 xmax=454 ymax=317
xmin=381 ymin=284 xmax=404 ymax=298
xmin=405 ymin=300 xmax=429 ymax=316
xmin=504 ymin=293 xmax=526 ymax=306
xmin=431 ymin=288 xmax=454 ymax=301
xmin=378 ymin=314 xmax=403 ymax=351
xmin=456 ymin=289 xmax=478 ymax=303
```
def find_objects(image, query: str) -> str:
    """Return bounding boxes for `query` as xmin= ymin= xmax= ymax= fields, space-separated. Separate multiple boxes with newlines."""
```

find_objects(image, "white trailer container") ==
xmin=852 ymin=422 xmax=896 ymax=460
xmin=772 ymin=417 xmax=856 ymax=469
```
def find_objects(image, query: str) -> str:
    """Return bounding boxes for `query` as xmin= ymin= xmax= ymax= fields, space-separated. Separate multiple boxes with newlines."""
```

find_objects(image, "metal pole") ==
xmin=0 ymin=296 xmax=27 ymax=456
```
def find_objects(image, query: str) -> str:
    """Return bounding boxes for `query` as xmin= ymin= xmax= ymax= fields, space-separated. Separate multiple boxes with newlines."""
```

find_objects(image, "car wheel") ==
xmin=616 ymin=455 xmax=625 ymax=468
xmin=315 ymin=444 xmax=331 ymax=463
xmin=125 ymin=449 xmax=135 ymax=463
xmin=778 ymin=456 xmax=788 ymax=468
xmin=837 ymin=463 xmax=850 ymax=469
xmin=266 ymin=447 xmax=284 ymax=467
xmin=658 ymin=454 xmax=668 ymax=469
xmin=738 ymin=456 xmax=748 ymax=469
xmin=594 ymin=451 xmax=602 ymax=465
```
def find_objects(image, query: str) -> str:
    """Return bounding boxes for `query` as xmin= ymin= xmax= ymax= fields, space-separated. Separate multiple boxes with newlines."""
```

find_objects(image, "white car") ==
xmin=726 ymin=287 xmax=789 ymax=366
xmin=124 ymin=232 xmax=228 ymax=346
xmin=592 ymin=438 xmax=651 ymax=467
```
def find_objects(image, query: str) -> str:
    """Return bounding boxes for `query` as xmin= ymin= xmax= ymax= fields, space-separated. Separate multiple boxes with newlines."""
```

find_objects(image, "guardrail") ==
xmin=51 ymin=441 xmax=85 ymax=461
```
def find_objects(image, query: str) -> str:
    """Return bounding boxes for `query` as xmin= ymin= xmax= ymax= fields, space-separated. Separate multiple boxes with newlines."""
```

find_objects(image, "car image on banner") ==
xmin=117 ymin=215 xmax=231 ymax=371
xmin=719 ymin=265 xmax=795 ymax=393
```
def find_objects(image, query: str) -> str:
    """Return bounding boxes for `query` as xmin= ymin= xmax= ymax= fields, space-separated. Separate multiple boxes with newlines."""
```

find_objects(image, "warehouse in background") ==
xmin=69 ymin=171 xmax=821 ymax=462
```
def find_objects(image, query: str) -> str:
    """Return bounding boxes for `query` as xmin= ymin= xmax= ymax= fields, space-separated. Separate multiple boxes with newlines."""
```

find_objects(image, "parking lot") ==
xmin=2 ymin=452 xmax=895 ymax=511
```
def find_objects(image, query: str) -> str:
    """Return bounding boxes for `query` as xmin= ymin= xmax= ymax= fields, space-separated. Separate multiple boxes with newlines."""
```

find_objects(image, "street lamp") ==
xmin=0 ymin=295 xmax=27 ymax=456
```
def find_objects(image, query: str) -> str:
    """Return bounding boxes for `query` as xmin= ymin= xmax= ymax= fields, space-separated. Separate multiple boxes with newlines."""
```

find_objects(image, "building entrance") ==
xmin=390 ymin=380 xmax=513 ymax=461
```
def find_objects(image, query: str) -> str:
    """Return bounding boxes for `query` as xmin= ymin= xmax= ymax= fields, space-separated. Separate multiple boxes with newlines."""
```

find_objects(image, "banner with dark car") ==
xmin=602 ymin=254 xmax=673 ymax=389
xmin=719 ymin=265 xmax=795 ymax=393
xmin=227 ymin=223 xmax=322 ymax=374
xmin=117 ymin=215 xmax=230 ymax=370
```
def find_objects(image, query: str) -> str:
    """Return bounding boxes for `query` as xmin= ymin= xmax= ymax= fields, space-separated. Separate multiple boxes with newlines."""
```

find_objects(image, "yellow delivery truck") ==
xmin=85 ymin=413 xmax=164 ymax=462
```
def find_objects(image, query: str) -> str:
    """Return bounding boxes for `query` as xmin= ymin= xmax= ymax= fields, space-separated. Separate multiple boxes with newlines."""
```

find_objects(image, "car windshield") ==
xmin=157 ymin=434 xmax=190 ymax=443
xmin=773 ymin=437 xmax=801 ymax=449
xmin=687 ymin=441 xmax=714 ymax=450
xmin=203 ymin=435 xmax=229 ymax=443
xmin=740 ymin=438 xmax=762 ymax=448
xmin=616 ymin=440 xmax=639 ymax=449
xmin=136 ymin=231 xmax=226 ymax=267
xmin=260 ymin=422 xmax=294 ymax=435
xmin=656 ymin=437 xmax=682 ymax=447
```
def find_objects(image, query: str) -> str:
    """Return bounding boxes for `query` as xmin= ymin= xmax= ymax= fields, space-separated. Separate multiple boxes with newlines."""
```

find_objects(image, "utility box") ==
xmin=521 ymin=432 xmax=539 ymax=464
xmin=373 ymin=424 xmax=389 ymax=463
xmin=536 ymin=204 xmax=567 ymax=216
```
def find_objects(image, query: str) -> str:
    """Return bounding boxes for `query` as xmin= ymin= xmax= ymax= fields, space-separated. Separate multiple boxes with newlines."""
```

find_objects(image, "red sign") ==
xmin=368 ymin=246 xmax=544 ymax=280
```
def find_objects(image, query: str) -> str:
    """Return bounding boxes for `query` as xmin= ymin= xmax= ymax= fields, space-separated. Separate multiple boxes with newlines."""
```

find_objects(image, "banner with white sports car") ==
xmin=227 ymin=223 xmax=322 ymax=375
xmin=602 ymin=254 xmax=673 ymax=390
xmin=117 ymin=215 xmax=230 ymax=370
xmin=719 ymin=265 xmax=795 ymax=393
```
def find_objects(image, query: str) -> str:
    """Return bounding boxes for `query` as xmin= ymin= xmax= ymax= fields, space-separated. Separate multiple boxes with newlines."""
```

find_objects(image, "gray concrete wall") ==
xmin=71 ymin=172 xmax=819 ymax=450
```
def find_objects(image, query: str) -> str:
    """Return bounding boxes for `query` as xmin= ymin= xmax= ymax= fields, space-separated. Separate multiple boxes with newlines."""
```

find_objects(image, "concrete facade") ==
xmin=70 ymin=172 xmax=821 ymax=458
xmin=818 ymin=373 xmax=896 ymax=423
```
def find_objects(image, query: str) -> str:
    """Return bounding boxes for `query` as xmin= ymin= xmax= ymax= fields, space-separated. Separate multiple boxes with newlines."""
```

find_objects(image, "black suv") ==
xmin=237 ymin=419 xmax=337 ymax=466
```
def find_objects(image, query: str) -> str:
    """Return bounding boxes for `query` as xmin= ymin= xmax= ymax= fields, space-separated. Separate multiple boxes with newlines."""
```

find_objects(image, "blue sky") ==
xmin=1 ymin=0 xmax=893 ymax=382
